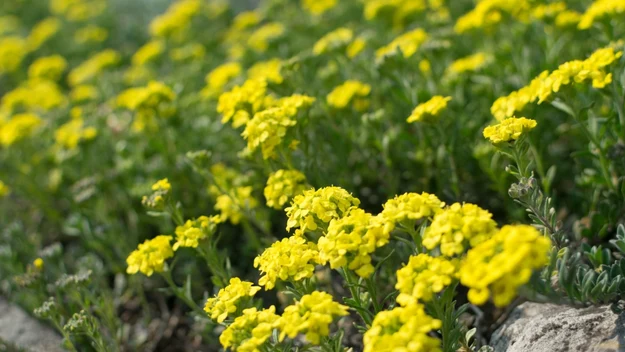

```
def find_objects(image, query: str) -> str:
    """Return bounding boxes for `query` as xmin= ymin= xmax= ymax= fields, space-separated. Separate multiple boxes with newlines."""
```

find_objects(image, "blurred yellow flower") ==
xmin=126 ymin=235 xmax=174 ymax=276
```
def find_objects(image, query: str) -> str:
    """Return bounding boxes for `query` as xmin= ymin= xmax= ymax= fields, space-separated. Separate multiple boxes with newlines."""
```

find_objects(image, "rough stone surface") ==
xmin=0 ymin=298 xmax=63 ymax=352
xmin=491 ymin=302 xmax=625 ymax=352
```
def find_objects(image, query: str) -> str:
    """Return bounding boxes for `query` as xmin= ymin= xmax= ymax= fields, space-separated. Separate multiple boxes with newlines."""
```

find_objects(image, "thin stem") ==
xmin=160 ymin=270 xmax=206 ymax=317
xmin=436 ymin=124 xmax=461 ymax=198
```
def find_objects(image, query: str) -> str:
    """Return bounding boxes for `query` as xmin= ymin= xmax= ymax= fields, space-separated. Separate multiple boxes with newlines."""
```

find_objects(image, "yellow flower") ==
xmin=126 ymin=235 xmax=174 ymax=276
xmin=248 ymin=59 xmax=284 ymax=84
xmin=454 ymin=0 xmax=531 ymax=33
xmin=302 ymin=0 xmax=337 ymax=16
xmin=446 ymin=52 xmax=489 ymax=77
xmin=363 ymin=303 xmax=442 ymax=352
xmin=555 ymin=10 xmax=582 ymax=27
xmin=395 ymin=254 xmax=458 ymax=305
xmin=313 ymin=28 xmax=353 ymax=55
xmin=0 ymin=36 xmax=28 ymax=74
xmin=422 ymin=203 xmax=498 ymax=256
xmin=460 ymin=225 xmax=552 ymax=307
xmin=407 ymin=96 xmax=451 ymax=123
xmin=232 ymin=11 xmax=261 ymax=31
xmin=1 ymin=79 xmax=66 ymax=114
xmin=152 ymin=178 xmax=171 ymax=192
xmin=531 ymin=2 xmax=567 ymax=20
xmin=254 ymin=235 xmax=321 ymax=290
xmin=132 ymin=40 xmax=165 ymax=66
xmin=202 ymin=62 xmax=242 ymax=98
xmin=578 ymin=0 xmax=625 ymax=30
xmin=242 ymin=95 xmax=315 ymax=159
xmin=54 ymin=116 xmax=98 ymax=150
xmin=50 ymin=0 xmax=107 ymax=21
xmin=0 ymin=113 xmax=43 ymax=147
xmin=248 ymin=22 xmax=285 ymax=52
xmin=33 ymin=258 xmax=44 ymax=270
xmin=327 ymin=80 xmax=371 ymax=110
xmin=215 ymin=186 xmax=258 ymax=225
xmin=278 ymin=291 xmax=348 ymax=344
xmin=0 ymin=180 xmax=10 ymax=197
xmin=285 ymin=186 xmax=360 ymax=232
xmin=318 ymin=208 xmax=391 ymax=278
xmin=173 ymin=215 xmax=221 ymax=250
xmin=219 ymin=306 xmax=279 ymax=352
xmin=347 ymin=37 xmax=367 ymax=58
xmin=419 ymin=59 xmax=431 ymax=74
xmin=74 ymin=25 xmax=108 ymax=44
xmin=264 ymin=169 xmax=308 ymax=209
xmin=28 ymin=55 xmax=68 ymax=81
xmin=116 ymin=81 xmax=176 ymax=131
xmin=169 ymin=42 xmax=205 ymax=62
xmin=27 ymin=17 xmax=60 ymax=51
xmin=68 ymin=49 xmax=121 ymax=86
xmin=376 ymin=28 xmax=428 ymax=60
xmin=149 ymin=0 xmax=202 ymax=38
xmin=70 ymin=85 xmax=99 ymax=103
xmin=380 ymin=192 xmax=445 ymax=225
xmin=204 ymin=277 xmax=261 ymax=323
xmin=483 ymin=117 xmax=537 ymax=144
xmin=218 ymin=79 xmax=273 ymax=128
xmin=491 ymin=46 xmax=622 ymax=120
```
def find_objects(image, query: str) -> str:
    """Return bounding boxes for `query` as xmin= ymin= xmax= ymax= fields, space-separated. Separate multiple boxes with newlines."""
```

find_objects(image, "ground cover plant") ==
xmin=1 ymin=0 xmax=625 ymax=351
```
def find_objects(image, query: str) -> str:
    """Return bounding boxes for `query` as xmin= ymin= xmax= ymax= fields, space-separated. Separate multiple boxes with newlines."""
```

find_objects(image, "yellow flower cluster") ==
xmin=50 ymin=0 xmax=107 ymax=22
xmin=116 ymin=81 xmax=176 ymax=131
xmin=363 ymin=303 xmax=442 ymax=352
xmin=126 ymin=235 xmax=174 ymax=277
xmin=407 ymin=96 xmax=451 ymax=123
xmin=149 ymin=0 xmax=202 ymax=38
xmin=313 ymin=28 xmax=353 ymax=55
xmin=327 ymin=80 xmax=371 ymax=110
xmin=0 ymin=180 xmax=10 ymax=197
xmin=74 ymin=25 xmax=108 ymax=44
xmin=70 ymin=85 xmax=99 ymax=104
xmin=0 ymin=113 xmax=43 ymax=147
xmin=218 ymin=79 xmax=273 ymax=128
xmin=0 ymin=36 xmax=28 ymax=74
xmin=204 ymin=277 xmax=261 ymax=323
xmin=318 ymin=208 xmax=391 ymax=278
xmin=446 ymin=52 xmax=489 ymax=77
xmin=132 ymin=40 xmax=164 ymax=66
xmin=302 ymin=0 xmax=337 ymax=16
xmin=2 ymin=79 xmax=66 ymax=114
xmin=376 ymin=28 xmax=428 ymax=60
xmin=202 ymin=62 xmax=242 ymax=98
xmin=460 ymin=225 xmax=551 ymax=307
xmin=380 ymin=192 xmax=445 ymax=225
xmin=364 ymin=0 xmax=447 ymax=29
xmin=54 ymin=115 xmax=98 ymax=150
xmin=141 ymin=178 xmax=171 ymax=209
xmin=27 ymin=18 xmax=60 ymax=51
xmin=395 ymin=254 xmax=458 ymax=305
xmin=173 ymin=215 xmax=221 ymax=250
xmin=28 ymin=55 xmax=67 ymax=81
xmin=247 ymin=59 xmax=284 ymax=84
xmin=68 ymin=49 xmax=121 ymax=86
xmin=264 ymin=169 xmax=308 ymax=209
xmin=285 ymin=186 xmax=361 ymax=232
xmin=422 ymin=203 xmax=498 ymax=256
xmin=578 ymin=0 xmax=625 ymax=30
xmin=491 ymin=46 xmax=623 ymax=121
xmin=455 ymin=0 xmax=530 ymax=33
xmin=169 ymin=42 xmax=205 ymax=62
xmin=278 ymin=291 xmax=348 ymax=344
xmin=215 ymin=186 xmax=258 ymax=225
xmin=483 ymin=117 xmax=537 ymax=144
xmin=219 ymin=306 xmax=280 ymax=352
xmin=254 ymin=235 xmax=321 ymax=290
xmin=242 ymin=94 xmax=315 ymax=159
xmin=248 ymin=22 xmax=285 ymax=53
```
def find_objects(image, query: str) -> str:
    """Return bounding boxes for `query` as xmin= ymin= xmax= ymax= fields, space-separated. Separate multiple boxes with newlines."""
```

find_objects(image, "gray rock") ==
xmin=0 ymin=298 xmax=63 ymax=352
xmin=490 ymin=302 xmax=625 ymax=352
